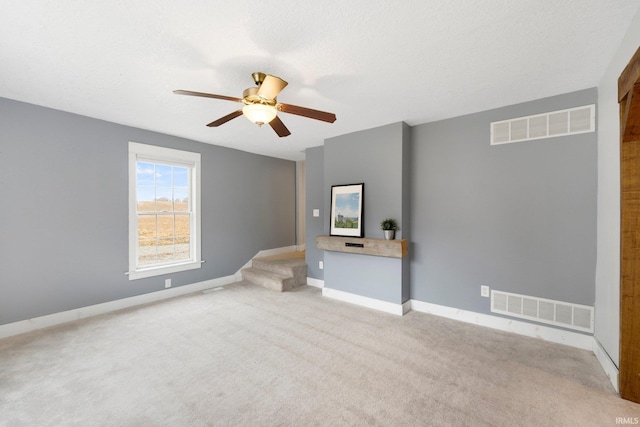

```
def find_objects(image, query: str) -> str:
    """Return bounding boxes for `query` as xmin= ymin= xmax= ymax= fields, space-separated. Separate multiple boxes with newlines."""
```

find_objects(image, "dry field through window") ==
xmin=136 ymin=200 xmax=191 ymax=265
xmin=137 ymin=200 xmax=189 ymax=245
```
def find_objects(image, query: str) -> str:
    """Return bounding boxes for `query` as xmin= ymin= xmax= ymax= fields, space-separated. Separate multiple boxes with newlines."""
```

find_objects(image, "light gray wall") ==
xmin=322 ymin=122 xmax=410 ymax=304
xmin=305 ymin=146 xmax=325 ymax=280
xmin=596 ymin=7 xmax=640 ymax=365
xmin=324 ymin=252 xmax=403 ymax=303
xmin=410 ymin=88 xmax=597 ymax=315
xmin=324 ymin=122 xmax=407 ymax=239
xmin=0 ymin=97 xmax=295 ymax=325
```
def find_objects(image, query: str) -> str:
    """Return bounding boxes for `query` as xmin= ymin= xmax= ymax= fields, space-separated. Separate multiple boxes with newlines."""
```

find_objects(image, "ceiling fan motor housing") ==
xmin=242 ymin=86 xmax=276 ymax=106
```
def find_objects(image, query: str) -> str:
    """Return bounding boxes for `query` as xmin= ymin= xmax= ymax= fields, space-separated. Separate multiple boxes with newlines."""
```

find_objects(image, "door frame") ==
xmin=619 ymin=45 xmax=640 ymax=403
xmin=296 ymin=160 xmax=306 ymax=249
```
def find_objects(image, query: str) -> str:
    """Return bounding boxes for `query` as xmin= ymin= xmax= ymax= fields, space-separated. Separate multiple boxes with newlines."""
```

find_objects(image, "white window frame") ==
xmin=128 ymin=141 xmax=202 ymax=280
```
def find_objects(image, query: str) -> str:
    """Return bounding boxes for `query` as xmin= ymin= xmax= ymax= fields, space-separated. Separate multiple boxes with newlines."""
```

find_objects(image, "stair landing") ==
xmin=241 ymin=251 xmax=307 ymax=292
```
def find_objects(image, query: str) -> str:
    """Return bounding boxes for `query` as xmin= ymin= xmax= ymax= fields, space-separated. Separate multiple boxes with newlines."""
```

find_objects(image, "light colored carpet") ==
xmin=1 ymin=282 xmax=639 ymax=426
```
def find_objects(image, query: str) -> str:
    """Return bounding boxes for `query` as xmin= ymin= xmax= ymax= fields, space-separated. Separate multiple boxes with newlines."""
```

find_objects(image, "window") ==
xmin=128 ymin=142 xmax=201 ymax=280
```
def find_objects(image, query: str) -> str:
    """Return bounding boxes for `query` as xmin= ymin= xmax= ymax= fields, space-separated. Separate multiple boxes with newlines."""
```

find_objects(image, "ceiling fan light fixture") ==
xmin=242 ymin=103 xmax=277 ymax=126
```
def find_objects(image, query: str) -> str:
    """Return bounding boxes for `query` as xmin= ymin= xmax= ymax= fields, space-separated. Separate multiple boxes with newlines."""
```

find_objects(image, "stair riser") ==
xmin=241 ymin=269 xmax=295 ymax=292
xmin=290 ymin=266 xmax=307 ymax=287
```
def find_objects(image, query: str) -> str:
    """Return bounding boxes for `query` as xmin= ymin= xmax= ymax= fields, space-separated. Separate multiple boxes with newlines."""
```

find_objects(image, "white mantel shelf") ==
xmin=316 ymin=235 xmax=408 ymax=258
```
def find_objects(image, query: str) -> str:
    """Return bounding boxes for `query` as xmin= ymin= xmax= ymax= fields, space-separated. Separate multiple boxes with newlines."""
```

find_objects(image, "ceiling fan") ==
xmin=174 ymin=72 xmax=336 ymax=137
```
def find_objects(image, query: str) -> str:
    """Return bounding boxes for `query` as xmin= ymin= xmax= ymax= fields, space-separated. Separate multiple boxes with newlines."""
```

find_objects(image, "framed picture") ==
xmin=330 ymin=183 xmax=364 ymax=237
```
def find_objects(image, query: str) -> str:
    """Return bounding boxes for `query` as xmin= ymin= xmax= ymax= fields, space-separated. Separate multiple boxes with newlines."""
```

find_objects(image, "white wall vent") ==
xmin=491 ymin=290 xmax=594 ymax=333
xmin=490 ymin=104 xmax=595 ymax=145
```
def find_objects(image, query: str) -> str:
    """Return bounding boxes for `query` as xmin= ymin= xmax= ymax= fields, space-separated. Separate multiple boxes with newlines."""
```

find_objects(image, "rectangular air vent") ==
xmin=490 ymin=290 xmax=594 ymax=333
xmin=490 ymin=104 xmax=595 ymax=146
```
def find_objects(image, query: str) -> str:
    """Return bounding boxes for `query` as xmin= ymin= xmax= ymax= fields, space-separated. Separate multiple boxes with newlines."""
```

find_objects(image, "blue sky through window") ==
xmin=136 ymin=161 xmax=189 ymax=206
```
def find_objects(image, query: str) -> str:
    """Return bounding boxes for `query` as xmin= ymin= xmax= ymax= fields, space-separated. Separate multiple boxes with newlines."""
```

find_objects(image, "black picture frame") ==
xmin=330 ymin=183 xmax=364 ymax=237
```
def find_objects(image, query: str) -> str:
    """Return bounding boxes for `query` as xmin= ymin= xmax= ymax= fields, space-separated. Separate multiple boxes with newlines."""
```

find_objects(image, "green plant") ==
xmin=380 ymin=218 xmax=399 ymax=231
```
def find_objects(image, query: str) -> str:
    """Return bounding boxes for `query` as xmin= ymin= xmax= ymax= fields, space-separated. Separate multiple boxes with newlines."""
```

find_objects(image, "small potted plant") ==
xmin=380 ymin=218 xmax=399 ymax=240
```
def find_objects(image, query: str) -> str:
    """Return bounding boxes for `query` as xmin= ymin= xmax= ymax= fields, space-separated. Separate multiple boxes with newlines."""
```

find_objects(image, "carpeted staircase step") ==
xmin=241 ymin=267 xmax=295 ymax=292
xmin=241 ymin=251 xmax=307 ymax=292
xmin=251 ymin=258 xmax=307 ymax=287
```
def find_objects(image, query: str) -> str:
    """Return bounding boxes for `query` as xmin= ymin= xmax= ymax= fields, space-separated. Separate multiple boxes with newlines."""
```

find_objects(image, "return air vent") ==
xmin=491 ymin=290 xmax=593 ymax=333
xmin=490 ymin=104 xmax=595 ymax=145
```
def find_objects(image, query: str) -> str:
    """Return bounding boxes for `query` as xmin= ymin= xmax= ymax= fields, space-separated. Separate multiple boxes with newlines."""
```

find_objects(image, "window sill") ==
xmin=128 ymin=260 xmax=202 ymax=280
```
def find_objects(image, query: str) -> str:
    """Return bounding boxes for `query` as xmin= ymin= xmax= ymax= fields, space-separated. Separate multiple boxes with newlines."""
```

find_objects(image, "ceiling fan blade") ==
xmin=206 ymin=109 xmax=244 ymax=127
xmin=277 ymin=103 xmax=336 ymax=123
xmin=269 ymin=115 xmax=291 ymax=137
xmin=257 ymin=75 xmax=288 ymax=100
xmin=174 ymin=90 xmax=243 ymax=103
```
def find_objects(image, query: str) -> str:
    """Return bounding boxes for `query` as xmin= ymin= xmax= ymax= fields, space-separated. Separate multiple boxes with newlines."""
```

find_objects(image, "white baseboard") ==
xmin=409 ymin=299 xmax=594 ymax=351
xmin=306 ymin=277 xmax=325 ymax=288
xmin=592 ymin=337 xmax=619 ymax=393
xmin=322 ymin=287 xmax=405 ymax=316
xmin=2 ymin=245 xmax=299 ymax=340
xmin=0 ymin=275 xmax=237 ymax=340
xmin=235 ymin=245 xmax=299 ymax=278
xmin=410 ymin=300 xmax=619 ymax=391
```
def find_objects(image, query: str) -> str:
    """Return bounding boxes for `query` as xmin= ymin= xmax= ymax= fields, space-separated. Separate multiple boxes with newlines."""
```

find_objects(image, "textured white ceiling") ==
xmin=1 ymin=1 xmax=638 ymax=160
